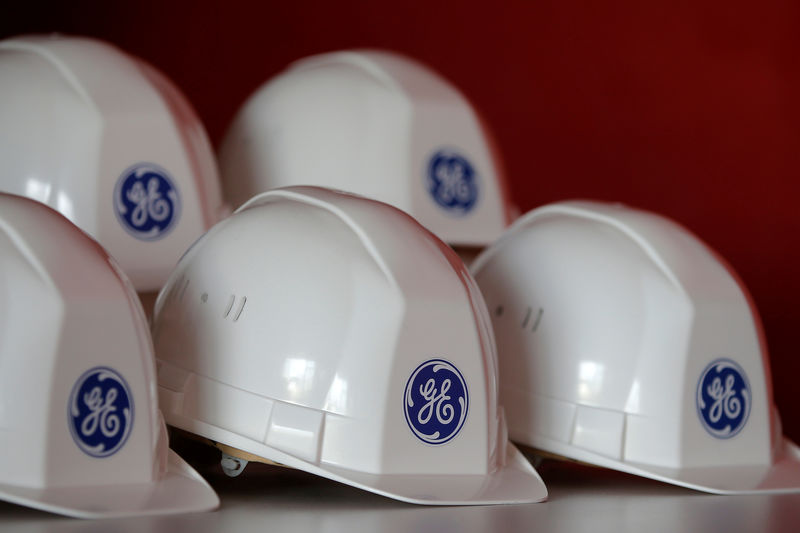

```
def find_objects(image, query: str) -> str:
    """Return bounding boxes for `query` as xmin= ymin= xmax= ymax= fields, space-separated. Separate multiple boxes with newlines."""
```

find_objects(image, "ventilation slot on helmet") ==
xmin=520 ymin=306 xmax=543 ymax=333
xmin=222 ymin=295 xmax=247 ymax=322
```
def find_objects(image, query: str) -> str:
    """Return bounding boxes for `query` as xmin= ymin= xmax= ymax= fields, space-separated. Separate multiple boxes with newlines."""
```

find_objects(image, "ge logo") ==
xmin=404 ymin=359 xmax=468 ymax=445
xmin=68 ymin=367 xmax=134 ymax=457
xmin=426 ymin=150 xmax=479 ymax=214
xmin=114 ymin=163 xmax=180 ymax=240
xmin=696 ymin=359 xmax=751 ymax=439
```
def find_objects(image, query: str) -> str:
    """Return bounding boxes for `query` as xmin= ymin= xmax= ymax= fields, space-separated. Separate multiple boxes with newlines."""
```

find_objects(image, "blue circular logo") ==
xmin=114 ymin=163 xmax=180 ymax=240
xmin=426 ymin=150 xmax=479 ymax=214
xmin=696 ymin=359 xmax=751 ymax=439
xmin=68 ymin=367 xmax=134 ymax=457
xmin=404 ymin=359 xmax=468 ymax=445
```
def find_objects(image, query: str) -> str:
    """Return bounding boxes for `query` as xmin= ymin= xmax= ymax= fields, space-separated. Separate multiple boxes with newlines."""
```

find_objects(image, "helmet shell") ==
xmin=219 ymin=50 xmax=514 ymax=247
xmin=153 ymin=186 xmax=545 ymax=504
xmin=0 ymin=35 xmax=226 ymax=291
xmin=0 ymin=193 xmax=218 ymax=517
xmin=471 ymin=200 xmax=800 ymax=493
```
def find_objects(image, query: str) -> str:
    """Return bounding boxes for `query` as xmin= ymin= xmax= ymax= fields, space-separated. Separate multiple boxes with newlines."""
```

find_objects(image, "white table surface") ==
xmin=2 ymin=440 xmax=799 ymax=533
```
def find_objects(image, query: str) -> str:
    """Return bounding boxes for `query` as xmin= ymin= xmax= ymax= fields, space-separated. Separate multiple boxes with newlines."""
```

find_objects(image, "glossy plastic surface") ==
xmin=471 ymin=200 xmax=800 ymax=494
xmin=218 ymin=50 xmax=514 ymax=247
xmin=0 ymin=193 xmax=219 ymax=517
xmin=0 ymin=34 xmax=227 ymax=291
xmin=153 ymin=186 xmax=546 ymax=504
xmin=3 ymin=457 xmax=798 ymax=533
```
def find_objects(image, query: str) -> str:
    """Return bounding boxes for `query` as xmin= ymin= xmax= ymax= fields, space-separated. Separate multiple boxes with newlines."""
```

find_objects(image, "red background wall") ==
xmin=4 ymin=1 xmax=800 ymax=442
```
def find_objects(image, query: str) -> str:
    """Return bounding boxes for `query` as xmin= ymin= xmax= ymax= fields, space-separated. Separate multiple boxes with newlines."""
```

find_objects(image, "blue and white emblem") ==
xmin=114 ymin=163 xmax=180 ymax=240
xmin=426 ymin=150 xmax=479 ymax=215
xmin=404 ymin=358 xmax=468 ymax=445
xmin=696 ymin=359 xmax=751 ymax=439
xmin=68 ymin=367 xmax=134 ymax=457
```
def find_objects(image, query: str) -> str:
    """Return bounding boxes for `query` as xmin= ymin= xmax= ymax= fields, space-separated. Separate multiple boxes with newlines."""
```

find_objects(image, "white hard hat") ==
xmin=152 ymin=186 xmax=546 ymax=505
xmin=0 ymin=34 xmax=228 ymax=292
xmin=218 ymin=50 xmax=515 ymax=247
xmin=471 ymin=200 xmax=800 ymax=494
xmin=0 ymin=193 xmax=219 ymax=518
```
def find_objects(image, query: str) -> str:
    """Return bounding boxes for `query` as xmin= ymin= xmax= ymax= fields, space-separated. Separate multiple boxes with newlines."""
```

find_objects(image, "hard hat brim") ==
xmin=175 ymin=415 xmax=547 ymax=505
xmin=529 ymin=435 xmax=800 ymax=495
xmin=0 ymin=449 xmax=219 ymax=519
xmin=321 ymin=441 xmax=548 ymax=505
